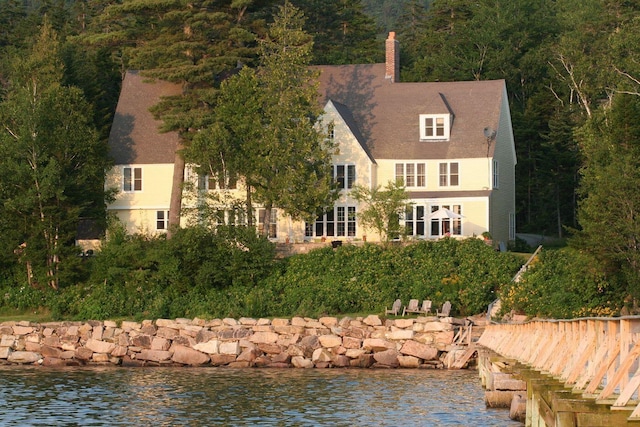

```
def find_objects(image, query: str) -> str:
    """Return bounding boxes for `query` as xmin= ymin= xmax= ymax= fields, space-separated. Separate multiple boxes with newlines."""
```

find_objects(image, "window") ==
xmin=395 ymin=163 xmax=426 ymax=188
xmin=198 ymin=172 xmax=237 ymax=190
xmin=123 ymin=167 xmax=142 ymax=192
xmin=305 ymin=206 xmax=357 ymax=238
xmin=258 ymin=208 xmax=277 ymax=238
xmin=156 ymin=210 xmax=169 ymax=230
xmin=420 ymin=114 xmax=450 ymax=140
xmin=404 ymin=206 xmax=426 ymax=237
xmin=493 ymin=160 xmax=499 ymax=189
xmin=429 ymin=204 xmax=462 ymax=237
xmin=333 ymin=164 xmax=356 ymax=190
xmin=439 ymin=162 xmax=459 ymax=187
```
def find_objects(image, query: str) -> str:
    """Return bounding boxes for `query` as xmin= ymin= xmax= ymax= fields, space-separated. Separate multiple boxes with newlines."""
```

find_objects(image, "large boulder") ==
xmin=171 ymin=344 xmax=210 ymax=365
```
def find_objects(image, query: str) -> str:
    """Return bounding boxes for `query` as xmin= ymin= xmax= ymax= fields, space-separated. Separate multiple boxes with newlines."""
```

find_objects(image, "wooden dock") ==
xmin=479 ymin=316 xmax=640 ymax=425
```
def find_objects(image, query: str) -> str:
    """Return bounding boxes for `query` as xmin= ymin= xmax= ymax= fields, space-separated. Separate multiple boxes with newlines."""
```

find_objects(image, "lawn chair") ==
xmin=437 ymin=301 xmax=452 ymax=317
xmin=419 ymin=300 xmax=432 ymax=315
xmin=403 ymin=299 xmax=420 ymax=316
xmin=385 ymin=299 xmax=402 ymax=316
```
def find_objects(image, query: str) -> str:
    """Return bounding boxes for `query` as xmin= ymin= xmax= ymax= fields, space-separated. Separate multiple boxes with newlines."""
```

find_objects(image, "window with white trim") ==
xmin=333 ymin=164 xmax=356 ymax=190
xmin=156 ymin=210 xmax=169 ymax=230
xmin=429 ymin=204 xmax=462 ymax=237
xmin=493 ymin=160 xmax=499 ymax=189
xmin=305 ymin=206 xmax=357 ymax=238
xmin=123 ymin=167 xmax=142 ymax=192
xmin=395 ymin=163 xmax=426 ymax=188
xmin=258 ymin=208 xmax=277 ymax=238
xmin=404 ymin=205 xmax=426 ymax=237
xmin=198 ymin=172 xmax=237 ymax=190
xmin=439 ymin=162 xmax=459 ymax=187
xmin=420 ymin=114 xmax=450 ymax=140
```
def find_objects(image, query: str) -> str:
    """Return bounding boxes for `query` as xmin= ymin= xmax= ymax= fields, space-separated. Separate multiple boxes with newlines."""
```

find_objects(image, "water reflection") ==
xmin=0 ymin=367 xmax=521 ymax=426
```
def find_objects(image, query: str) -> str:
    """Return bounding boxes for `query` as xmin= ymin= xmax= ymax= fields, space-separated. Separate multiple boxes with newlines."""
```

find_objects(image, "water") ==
xmin=0 ymin=367 xmax=521 ymax=426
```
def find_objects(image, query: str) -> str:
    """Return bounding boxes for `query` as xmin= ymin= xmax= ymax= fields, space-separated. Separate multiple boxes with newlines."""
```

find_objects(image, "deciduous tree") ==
xmin=350 ymin=181 xmax=411 ymax=243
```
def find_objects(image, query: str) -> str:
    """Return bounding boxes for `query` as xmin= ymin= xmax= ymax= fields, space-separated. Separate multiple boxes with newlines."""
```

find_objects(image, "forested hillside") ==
xmin=0 ymin=0 xmax=638 ymax=299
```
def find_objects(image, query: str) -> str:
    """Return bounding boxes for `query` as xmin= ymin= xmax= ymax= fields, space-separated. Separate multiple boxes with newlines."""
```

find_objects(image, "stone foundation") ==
xmin=0 ymin=315 xmax=471 ymax=368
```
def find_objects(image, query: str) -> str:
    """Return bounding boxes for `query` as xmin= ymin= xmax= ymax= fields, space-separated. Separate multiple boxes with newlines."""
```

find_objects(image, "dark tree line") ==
xmin=0 ymin=0 xmax=639 ymax=293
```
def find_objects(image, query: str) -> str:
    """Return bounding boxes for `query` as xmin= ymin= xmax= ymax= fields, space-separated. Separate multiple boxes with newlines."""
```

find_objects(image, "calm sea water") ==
xmin=0 ymin=366 xmax=521 ymax=426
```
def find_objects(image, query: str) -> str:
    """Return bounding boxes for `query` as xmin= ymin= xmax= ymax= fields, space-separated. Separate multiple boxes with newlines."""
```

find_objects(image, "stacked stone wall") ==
xmin=0 ymin=315 xmax=470 ymax=369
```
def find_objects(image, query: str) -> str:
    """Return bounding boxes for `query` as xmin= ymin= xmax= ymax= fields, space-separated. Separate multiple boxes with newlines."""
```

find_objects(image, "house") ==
xmin=106 ymin=71 xmax=182 ymax=234
xmin=106 ymin=32 xmax=516 ymax=248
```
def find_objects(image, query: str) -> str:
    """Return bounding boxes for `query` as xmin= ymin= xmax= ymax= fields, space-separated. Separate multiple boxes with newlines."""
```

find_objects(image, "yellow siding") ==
xmin=376 ymin=158 xmax=492 ymax=192
xmin=105 ymin=163 xmax=173 ymax=235
xmin=106 ymin=93 xmax=516 ymax=245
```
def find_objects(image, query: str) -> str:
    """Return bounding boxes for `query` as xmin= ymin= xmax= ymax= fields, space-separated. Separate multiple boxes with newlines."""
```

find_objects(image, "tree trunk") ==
xmin=167 ymin=148 xmax=185 ymax=239
xmin=261 ymin=203 xmax=272 ymax=237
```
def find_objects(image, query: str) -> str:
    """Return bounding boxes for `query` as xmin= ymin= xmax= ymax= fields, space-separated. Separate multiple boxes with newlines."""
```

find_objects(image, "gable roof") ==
xmin=315 ymin=63 xmax=506 ymax=160
xmin=108 ymin=71 xmax=182 ymax=165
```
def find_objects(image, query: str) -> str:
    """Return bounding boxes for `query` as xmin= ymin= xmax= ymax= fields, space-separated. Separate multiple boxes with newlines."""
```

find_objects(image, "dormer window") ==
xmin=420 ymin=114 xmax=450 ymax=140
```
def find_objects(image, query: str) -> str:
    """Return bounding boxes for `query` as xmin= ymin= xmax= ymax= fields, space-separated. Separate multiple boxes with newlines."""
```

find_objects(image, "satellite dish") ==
xmin=483 ymin=127 xmax=496 ymax=139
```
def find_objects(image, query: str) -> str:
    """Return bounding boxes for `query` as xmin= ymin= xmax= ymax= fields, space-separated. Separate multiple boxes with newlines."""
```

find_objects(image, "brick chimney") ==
xmin=385 ymin=32 xmax=399 ymax=83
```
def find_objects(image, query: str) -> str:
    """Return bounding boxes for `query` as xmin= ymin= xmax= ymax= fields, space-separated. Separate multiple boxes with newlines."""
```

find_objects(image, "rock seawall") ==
xmin=0 ymin=315 xmax=473 ymax=369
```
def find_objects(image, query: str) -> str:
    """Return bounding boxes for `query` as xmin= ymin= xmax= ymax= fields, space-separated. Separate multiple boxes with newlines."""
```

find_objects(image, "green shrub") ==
xmin=498 ymin=247 xmax=622 ymax=318
xmin=11 ymin=229 xmax=614 ymax=321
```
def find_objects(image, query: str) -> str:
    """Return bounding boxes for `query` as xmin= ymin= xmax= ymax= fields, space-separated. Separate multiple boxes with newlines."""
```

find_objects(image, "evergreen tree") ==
xmin=84 ymin=0 xmax=271 ymax=236
xmin=572 ymin=94 xmax=640 ymax=294
xmin=188 ymin=1 xmax=337 ymax=234
xmin=296 ymin=0 xmax=381 ymax=64
xmin=0 ymin=22 xmax=108 ymax=288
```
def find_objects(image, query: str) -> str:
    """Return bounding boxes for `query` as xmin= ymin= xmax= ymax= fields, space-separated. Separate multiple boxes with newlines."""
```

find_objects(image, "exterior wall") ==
xmin=489 ymin=88 xmax=517 ymax=247
xmin=401 ymin=196 xmax=488 ymax=240
xmin=287 ymin=103 xmax=376 ymax=243
xmin=106 ymin=163 xmax=174 ymax=235
xmin=105 ymin=95 xmax=515 ymax=245
xmin=376 ymin=158 xmax=491 ymax=240
xmin=376 ymin=157 xmax=491 ymax=193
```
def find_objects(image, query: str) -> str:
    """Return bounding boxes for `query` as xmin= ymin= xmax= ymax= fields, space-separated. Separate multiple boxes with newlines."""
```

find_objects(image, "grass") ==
xmin=0 ymin=308 xmax=54 ymax=323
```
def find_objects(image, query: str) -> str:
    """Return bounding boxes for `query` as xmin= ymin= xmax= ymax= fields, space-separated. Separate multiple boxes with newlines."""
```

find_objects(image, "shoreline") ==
xmin=0 ymin=315 xmax=478 ymax=369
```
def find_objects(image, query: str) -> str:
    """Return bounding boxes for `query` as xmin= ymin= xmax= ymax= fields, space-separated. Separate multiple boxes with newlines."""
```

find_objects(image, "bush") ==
xmin=259 ymin=238 xmax=522 ymax=318
xmin=498 ymin=247 xmax=622 ymax=318
xmin=13 ymin=229 xmax=619 ymax=321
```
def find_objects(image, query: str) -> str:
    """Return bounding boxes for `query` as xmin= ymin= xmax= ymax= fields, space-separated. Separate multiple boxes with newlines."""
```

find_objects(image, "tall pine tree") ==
xmin=0 ymin=22 xmax=107 ymax=288
xmin=187 ymin=1 xmax=337 ymax=234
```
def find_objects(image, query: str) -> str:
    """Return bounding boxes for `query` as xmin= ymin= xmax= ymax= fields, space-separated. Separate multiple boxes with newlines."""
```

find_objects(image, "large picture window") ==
xmin=429 ymin=204 xmax=462 ymax=237
xmin=306 ymin=206 xmax=357 ymax=238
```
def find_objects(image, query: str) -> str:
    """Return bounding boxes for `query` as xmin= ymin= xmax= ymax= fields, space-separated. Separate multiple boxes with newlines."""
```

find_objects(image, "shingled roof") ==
xmin=315 ymin=63 xmax=506 ymax=160
xmin=110 ymin=63 xmax=505 ymax=165
xmin=108 ymin=71 xmax=182 ymax=165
